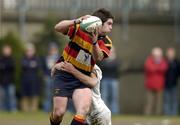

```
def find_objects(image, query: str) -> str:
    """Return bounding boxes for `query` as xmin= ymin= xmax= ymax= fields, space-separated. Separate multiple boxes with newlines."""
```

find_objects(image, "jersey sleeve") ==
xmin=92 ymin=65 xmax=102 ymax=81
xmin=98 ymin=36 xmax=112 ymax=59
xmin=67 ymin=24 xmax=75 ymax=39
xmin=67 ymin=24 xmax=80 ymax=39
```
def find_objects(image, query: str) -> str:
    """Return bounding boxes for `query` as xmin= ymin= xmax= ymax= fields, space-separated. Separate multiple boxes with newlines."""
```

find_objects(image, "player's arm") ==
xmin=92 ymin=43 xmax=104 ymax=61
xmin=92 ymin=31 xmax=112 ymax=62
xmin=52 ymin=62 xmax=98 ymax=88
xmin=54 ymin=15 xmax=91 ymax=34
xmin=91 ymin=29 xmax=104 ymax=61
xmin=54 ymin=20 xmax=77 ymax=34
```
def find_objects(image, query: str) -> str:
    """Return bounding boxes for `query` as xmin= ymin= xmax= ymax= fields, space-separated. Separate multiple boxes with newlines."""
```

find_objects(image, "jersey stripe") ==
xmin=72 ymin=35 xmax=93 ymax=53
xmin=66 ymin=42 xmax=91 ymax=54
xmin=64 ymin=46 xmax=78 ymax=58
xmin=105 ymin=36 xmax=112 ymax=44
xmin=98 ymin=40 xmax=111 ymax=58
xmin=63 ymin=51 xmax=93 ymax=72
xmin=76 ymin=29 xmax=92 ymax=44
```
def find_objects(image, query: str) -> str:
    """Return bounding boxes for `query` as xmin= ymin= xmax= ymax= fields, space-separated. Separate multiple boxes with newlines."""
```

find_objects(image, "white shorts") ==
xmin=87 ymin=99 xmax=111 ymax=125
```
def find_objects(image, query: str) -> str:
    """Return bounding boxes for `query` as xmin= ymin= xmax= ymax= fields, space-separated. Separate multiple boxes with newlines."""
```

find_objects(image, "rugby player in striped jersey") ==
xmin=50 ymin=8 xmax=114 ymax=125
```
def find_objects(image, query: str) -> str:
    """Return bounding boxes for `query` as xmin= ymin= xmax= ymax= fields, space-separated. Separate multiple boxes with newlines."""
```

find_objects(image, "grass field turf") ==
xmin=0 ymin=111 xmax=179 ymax=125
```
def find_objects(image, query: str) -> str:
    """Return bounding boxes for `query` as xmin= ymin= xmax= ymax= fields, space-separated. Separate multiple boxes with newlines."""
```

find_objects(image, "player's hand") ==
xmin=76 ymin=15 xmax=91 ymax=23
xmin=51 ymin=62 xmax=65 ymax=77
xmin=80 ymin=15 xmax=91 ymax=20
xmin=61 ymin=61 xmax=76 ymax=74
xmin=92 ymin=28 xmax=99 ymax=43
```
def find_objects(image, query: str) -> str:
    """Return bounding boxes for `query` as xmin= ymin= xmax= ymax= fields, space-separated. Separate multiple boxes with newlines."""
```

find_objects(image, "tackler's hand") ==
xmin=60 ymin=61 xmax=76 ymax=74
xmin=51 ymin=62 xmax=65 ymax=77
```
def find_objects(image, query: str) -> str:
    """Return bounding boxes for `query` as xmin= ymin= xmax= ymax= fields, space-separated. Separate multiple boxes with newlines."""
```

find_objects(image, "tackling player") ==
xmin=52 ymin=61 xmax=112 ymax=125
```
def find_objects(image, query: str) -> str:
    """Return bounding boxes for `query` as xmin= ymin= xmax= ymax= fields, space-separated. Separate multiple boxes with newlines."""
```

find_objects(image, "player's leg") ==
xmin=90 ymin=110 xmax=111 ymax=125
xmin=89 ymin=101 xmax=111 ymax=125
xmin=71 ymin=88 xmax=92 ymax=125
xmin=50 ymin=69 xmax=71 ymax=125
xmin=99 ymin=105 xmax=111 ymax=125
xmin=50 ymin=96 xmax=68 ymax=125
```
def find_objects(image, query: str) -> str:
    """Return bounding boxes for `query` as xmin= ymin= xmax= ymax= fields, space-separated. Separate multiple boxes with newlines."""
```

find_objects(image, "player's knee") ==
xmin=77 ymin=105 xmax=90 ymax=115
xmin=84 ymin=105 xmax=90 ymax=114
xmin=53 ymin=107 xmax=66 ymax=118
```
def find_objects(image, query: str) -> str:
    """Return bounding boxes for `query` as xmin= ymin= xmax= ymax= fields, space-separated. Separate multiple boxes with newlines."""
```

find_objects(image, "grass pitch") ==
xmin=0 ymin=111 xmax=179 ymax=125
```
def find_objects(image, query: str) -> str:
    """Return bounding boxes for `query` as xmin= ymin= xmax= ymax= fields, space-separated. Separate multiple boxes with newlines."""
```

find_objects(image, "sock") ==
xmin=70 ymin=114 xmax=86 ymax=125
xmin=49 ymin=112 xmax=62 ymax=125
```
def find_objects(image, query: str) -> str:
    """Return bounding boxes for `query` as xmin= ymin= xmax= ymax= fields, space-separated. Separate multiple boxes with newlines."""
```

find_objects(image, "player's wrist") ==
xmin=92 ymin=41 xmax=97 ymax=45
xmin=71 ymin=68 xmax=77 ymax=75
xmin=74 ymin=18 xmax=82 ymax=24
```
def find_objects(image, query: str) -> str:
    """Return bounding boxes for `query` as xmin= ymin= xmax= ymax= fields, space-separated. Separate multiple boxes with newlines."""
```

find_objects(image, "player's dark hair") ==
xmin=92 ymin=8 xmax=114 ymax=24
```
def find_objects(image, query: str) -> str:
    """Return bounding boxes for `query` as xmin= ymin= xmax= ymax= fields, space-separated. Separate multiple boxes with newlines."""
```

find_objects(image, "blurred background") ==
xmin=0 ymin=0 xmax=180 ymax=125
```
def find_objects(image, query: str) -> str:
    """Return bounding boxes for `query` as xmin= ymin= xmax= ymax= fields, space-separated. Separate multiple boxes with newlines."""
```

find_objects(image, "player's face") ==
xmin=99 ymin=18 xmax=113 ymax=35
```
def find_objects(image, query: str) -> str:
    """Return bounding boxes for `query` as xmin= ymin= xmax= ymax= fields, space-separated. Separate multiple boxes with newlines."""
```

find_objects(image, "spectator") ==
xmin=144 ymin=47 xmax=168 ymax=115
xmin=164 ymin=47 xmax=180 ymax=115
xmin=41 ymin=43 xmax=59 ymax=112
xmin=0 ymin=44 xmax=17 ymax=112
xmin=98 ymin=46 xmax=120 ymax=114
xmin=20 ymin=43 xmax=41 ymax=112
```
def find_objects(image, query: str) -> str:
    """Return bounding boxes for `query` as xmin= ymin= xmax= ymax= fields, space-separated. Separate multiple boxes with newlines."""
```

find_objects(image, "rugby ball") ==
xmin=80 ymin=16 xmax=102 ymax=33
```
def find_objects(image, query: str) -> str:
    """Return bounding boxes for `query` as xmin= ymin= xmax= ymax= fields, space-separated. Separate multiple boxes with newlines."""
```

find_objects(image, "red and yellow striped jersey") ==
xmin=61 ymin=24 xmax=112 ymax=75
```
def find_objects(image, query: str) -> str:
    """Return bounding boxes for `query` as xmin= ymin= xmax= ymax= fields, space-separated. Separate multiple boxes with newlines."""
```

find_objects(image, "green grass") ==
xmin=0 ymin=111 xmax=179 ymax=125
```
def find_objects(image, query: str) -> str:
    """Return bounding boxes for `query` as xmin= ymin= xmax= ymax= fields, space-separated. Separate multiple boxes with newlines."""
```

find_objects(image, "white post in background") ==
xmin=0 ymin=0 xmax=17 ymax=38
xmin=121 ymin=0 xmax=130 ymax=42
xmin=174 ymin=0 xmax=180 ymax=43
xmin=0 ymin=0 xmax=2 ymax=38
xmin=18 ymin=0 xmax=28 ymax=42
xmin=70 ymin=0 xmax=81 ymax=19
